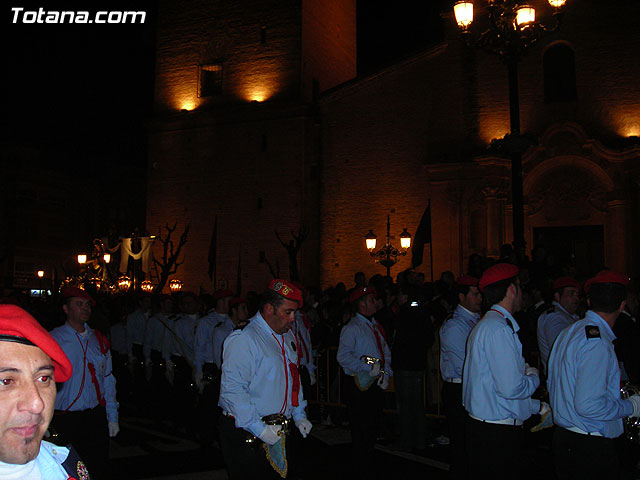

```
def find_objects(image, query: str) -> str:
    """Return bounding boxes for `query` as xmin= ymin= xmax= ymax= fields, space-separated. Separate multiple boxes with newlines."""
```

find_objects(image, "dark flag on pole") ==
xmin=207 ymin=215 xmax=217 ymax=281
xmin=411 ymin=200 xmax=432 ymax=268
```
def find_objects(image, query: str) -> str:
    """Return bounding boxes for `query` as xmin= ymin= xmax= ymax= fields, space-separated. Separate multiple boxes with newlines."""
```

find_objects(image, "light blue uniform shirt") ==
xmin=463 ymin=304 xmax=540 ymax=421
xmin=194 ymin=310 xmax=226 ymax=374
xmin=126 ymin=309 xmax=148 ymax=355
xmin=50 ymin=323 xmax=119 ymax=422
xmin=143 ymin=312 xmax=176 ymax=361
xmin=337 ymin=313 xmax=393 ymax=377
xmin=212 ymin=315 xmax=234 ymax=370
xmin=218 ymin=311 xmax=307 ymax=437
xmin=0 ymin=441 xmax=72 ymax=479
xmin=440 ymin=305 xmax=480 ymax=381
xmin=537 ymin=301 xmax=579 ymax=375
xmin=548 ymin=310 xmax=633 ymax=438
xmin=166 ymin=313 xmax=199 ymax=362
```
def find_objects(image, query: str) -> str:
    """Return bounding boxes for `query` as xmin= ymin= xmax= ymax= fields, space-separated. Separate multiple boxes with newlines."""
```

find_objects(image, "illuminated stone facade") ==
xmin=149 ymin=0 xmax=640 ymax=292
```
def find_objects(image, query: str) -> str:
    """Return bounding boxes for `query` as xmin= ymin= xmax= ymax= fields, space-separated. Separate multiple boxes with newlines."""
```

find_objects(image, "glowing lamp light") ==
xmin=400 ymin=228 xmax=412 ymax=250
xmin=365 ymin=230 xmax=377 ymax=251
xmin=77 ymin=254 xmax=87 ymax=264
xmin=90 ymin=277 xmax=102 ymax=291
xmin=516 ymin=6 xmax=536 ymax=26
xmin=169 ymin=279 xmax=183 ymax=293
xmin=37 ymin=270 xmax=44 ymax=278
xmin=453 ymin=2 xmax=474 ymax=29
xmin=141 ymin=280 xmax=154 ymax=293
xmin=103 ymin=254 xmax=111 ymax=264
xmin=117 ymin=275 xmax=132 ymax=292
xmin=180 ymin=101 xmax=196 ymax=111
xmin=548 ymin=0 xmax=566 ymax=7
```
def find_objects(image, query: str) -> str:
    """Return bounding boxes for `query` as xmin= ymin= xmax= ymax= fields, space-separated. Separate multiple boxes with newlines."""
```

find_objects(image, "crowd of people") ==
xmin=1 ymin=245 xmax=639 ymax=479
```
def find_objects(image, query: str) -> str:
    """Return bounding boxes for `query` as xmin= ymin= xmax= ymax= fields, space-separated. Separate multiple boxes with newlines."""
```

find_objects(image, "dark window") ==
xmin=543 ymin=44 xmax=577 ymax=103
xmin=199 ymin=62 xmax=223 ymax=97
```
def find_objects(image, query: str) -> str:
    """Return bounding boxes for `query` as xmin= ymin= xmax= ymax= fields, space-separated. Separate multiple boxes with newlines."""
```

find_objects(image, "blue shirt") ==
xmin=0 ymin=441 xmax=72 ymax=479
xmin=218 ymin=311 xmax=308 ymax=437
xmin=143 ymin=312 xmax=176 ymax=361
xmin=166 ymin=313 xmax=199 ymax=362
xmin=50 ymin=323 xmax=119 ymax=422
xmin=440 ymin=305 xmax=480 ymax=381
xmin=463 ymin=305 xmax=540 ymax=421
xmin=337 ymin=313 xmax=393 ymax=377
xmin=293 ymin=311 xmax=314 ymax=373
xmin=548 ymin=310 xmax=633 ymax=438
xmin=537 ymin=301 xmax=579 ymax=374
xmin=212 ymin=315 xmax=235 ymax=370
xmin=194 ymin=310 xmax=227 ymax=374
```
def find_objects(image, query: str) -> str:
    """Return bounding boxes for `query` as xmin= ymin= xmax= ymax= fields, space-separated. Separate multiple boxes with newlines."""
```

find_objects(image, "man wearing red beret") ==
xmin=548 ymin=270 xmax=640 ymax=479
xmin=218 ymin=279 xmax=311 ymax=478
xmin=463 ymin=263 xmax=545 ymax=479
xmin=50 ymin=287 xmax=119 ymax=479
xmin=439 ymin=275 xmax=482 ymax=479
xmin=337 ymin=285 xmax=392 ymax=477
xmin=537 ymin=276 xmax=582 ymax=375
xmin=0 ymin=304 xmax=92 ymax=478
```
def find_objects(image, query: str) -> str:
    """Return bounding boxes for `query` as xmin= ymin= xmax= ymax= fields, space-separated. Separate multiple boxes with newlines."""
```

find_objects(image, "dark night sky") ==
xmin=3 ymin=0 xmax=445 ymax=177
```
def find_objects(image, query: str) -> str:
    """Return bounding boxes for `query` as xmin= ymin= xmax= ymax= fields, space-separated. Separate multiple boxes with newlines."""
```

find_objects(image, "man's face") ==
xmin=264 ymin=298 xmax=298 ymax=334
xmin=460 ymin=286 xmax=483 ymax=313
xmin=359 ymin=294 xmax=378 ymax=317
xmin=182 ymin=296 xmax=200 ymax=315
xmin=160 ymin=298 xmax=174 ymax=314
xmin=511 ymin=280 xmax=523 ymax=313
xmin=63 ymin=297 xmax=92 ymax=326
xmin=557 ymin=287 xmax=580 ymax=315
xmin=0 ymin=342 xmax=56 ymax=465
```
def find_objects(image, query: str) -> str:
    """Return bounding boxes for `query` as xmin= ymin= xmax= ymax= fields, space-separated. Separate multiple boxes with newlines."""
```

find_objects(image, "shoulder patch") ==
xmin=585 ymin=325 xmax=601 ymax=339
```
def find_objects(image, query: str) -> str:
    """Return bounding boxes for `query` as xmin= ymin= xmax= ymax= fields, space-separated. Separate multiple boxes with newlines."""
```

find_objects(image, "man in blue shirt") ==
xmin=463 ymin=263 xmax=544 ymax=479
xmin=50 ymin=287 xmax=119 ymax=479
xmin=0 ymin=304 xmax=84 ymax=479
xmin=548 ymin=270 xmax=640 ymax=479
xmin=337 ymin=285 xmax=392 ymax=477
xmin=537 ymin=276 xmax=581 ymax=375
xmin=439 ymin=274 xmax=481 ymax=479
xmin=218 ymin=280 xmax=311 ymax=479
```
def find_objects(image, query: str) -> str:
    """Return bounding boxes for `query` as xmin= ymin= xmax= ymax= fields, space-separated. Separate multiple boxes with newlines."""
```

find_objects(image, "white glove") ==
xmin=369 ymin=362 xmax=381 ymax=377
xmin=539 ymin=401 xmax=551 ymax=416
xmin=308 ymin=369 xmax=317 ymax=386
xmin=295 ymin=418 xmax=313 ymax=438
xmin=525 ymin=364 xmax=539 ymax=377
xmin=258 ymin=424 xmax=283 ymax=445
xmin=377 ymin=374 xmax=390 ymax=390
xmin=629 ymin=394 xmax=640 ymax=417
xmin=108 ymin=422 xmax=120 ymax=437
xmin=194 ymin=371 xmax=204 ymax=392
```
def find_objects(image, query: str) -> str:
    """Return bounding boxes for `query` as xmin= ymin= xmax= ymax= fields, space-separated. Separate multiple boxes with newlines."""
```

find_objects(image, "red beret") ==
xmin=213 ymin=289 xmax=234 ymax=301
xmin=229 ymin=297 xmax=248 ymax=309
xmin=269 ymin=279 xmax=303 ymax=306
xmin=456 ymin=275 xmax=479 ymax=287
xmin=0 ymin=305 xmax=72 ymax=382
xmin=584 ymin=270 xmax=630 ymax=293
xmin=349 ymin=286 xmax=377 ymax=304
xmin=61 ymin=286 xmax=95 ymax=306
xmin=478 ymin=263 xmax=520 ymax=293
xmin=553 ymin=276 xmax=581 ymax=290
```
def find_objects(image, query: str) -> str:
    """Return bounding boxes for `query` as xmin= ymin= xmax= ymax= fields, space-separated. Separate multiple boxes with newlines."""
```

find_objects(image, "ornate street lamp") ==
xmin=141 ymin=280 xmax=154 ymax=293
xmin=169 ymin=279 xmax=183 ymax=293
xmin=365 ymin=215 xmax=412 ymax=277
xmin=452 ymin=0 xmax=567 ymax=262
xmin=117 ymin=275 xmax=132 ymax=292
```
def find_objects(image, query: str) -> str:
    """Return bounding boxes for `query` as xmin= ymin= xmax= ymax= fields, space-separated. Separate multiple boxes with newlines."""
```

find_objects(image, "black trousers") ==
xmin=441 ymin=382 xmax=467 ymax=479
xmin=218 ymin=414 xmax=297 ymax=480
xmin=553 ymin=427 xmax=620 ymax=480
xmin=198 ymin=362 xmax=221 ymax=449
xmin=466 ymin=415 xmax=524 ymax=480
xmin=343 ymin=374 xmax=383 ymax=477
xmin=52 ymin=405 xmax=110 ymax=480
